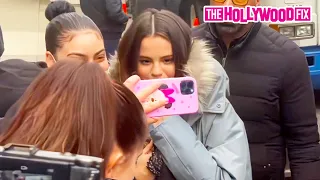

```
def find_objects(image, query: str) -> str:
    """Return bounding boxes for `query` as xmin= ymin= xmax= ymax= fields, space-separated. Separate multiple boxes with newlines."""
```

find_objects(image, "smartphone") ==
xmin=134 ymin=77 xmax=199 ymax=117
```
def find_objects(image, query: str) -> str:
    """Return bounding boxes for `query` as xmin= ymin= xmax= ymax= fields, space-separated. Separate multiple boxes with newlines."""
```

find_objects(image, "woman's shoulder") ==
xmin=0 ymin=59 xmax=46 ymax=117
xmin=0 ymin=59 xmax=46 ymax=82
xmin=0 ymin=59 xmax=47 ymax=70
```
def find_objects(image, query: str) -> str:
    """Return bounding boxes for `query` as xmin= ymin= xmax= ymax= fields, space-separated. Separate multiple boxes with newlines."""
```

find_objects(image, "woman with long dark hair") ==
xmin=109 ymin=9 xmax=252 ymax=180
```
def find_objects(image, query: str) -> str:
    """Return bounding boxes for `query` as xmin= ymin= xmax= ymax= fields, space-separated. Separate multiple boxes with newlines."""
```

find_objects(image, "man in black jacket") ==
xmin=80 ymin=0 xmax=129 ymax=59
xmin=192 ymin=0 xmax=320 ymax=180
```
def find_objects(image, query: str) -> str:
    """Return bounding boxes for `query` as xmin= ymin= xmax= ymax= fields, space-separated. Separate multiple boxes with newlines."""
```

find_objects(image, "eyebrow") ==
xmin=161 ymin=55 xmax=173 ymax=59
xmin=94 ymin=49 xmax=106 ymax=56
xmin=67 ymin=49 xmax=105 ymax=57
xmin=139 ymin=55 xmax=173 ymax=59
xmin=67 ymin=52 xmax=86 ymax=57
xmin=139 ymin=56 xmax=151 ymax=59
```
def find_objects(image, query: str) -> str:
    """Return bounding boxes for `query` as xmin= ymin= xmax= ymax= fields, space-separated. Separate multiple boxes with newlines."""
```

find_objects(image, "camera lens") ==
xmin=186 ymin=88 xmax=193 ymax=94
xmin=187 ymin=81 xmax=194 ymax=88
xmin=181 ymin=81 xmax=187 ymax=89
xmin=180 ymin=80 xmax=194 ymax=95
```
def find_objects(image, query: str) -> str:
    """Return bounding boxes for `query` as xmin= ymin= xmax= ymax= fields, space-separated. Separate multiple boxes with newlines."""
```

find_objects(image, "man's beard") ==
xmin=215 ymin=22 xmax=244 ymax=34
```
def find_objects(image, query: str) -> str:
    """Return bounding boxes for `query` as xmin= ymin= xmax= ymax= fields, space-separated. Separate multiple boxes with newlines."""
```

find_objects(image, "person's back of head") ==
xmin=0 ymin=59 xmax=117 ymax=159
xmin=105 ymin=82 xmax=148 ymax=180
xmin=113 ymin=82 xmax=147 ymax=153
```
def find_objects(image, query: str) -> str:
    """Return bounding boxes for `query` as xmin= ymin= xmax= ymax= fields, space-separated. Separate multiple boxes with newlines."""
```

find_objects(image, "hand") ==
xmin=148 ymin=116 xmax=169 ymax=128
xmin=135 ymin=141 xmax=155 ymax=180
xmin=124 ymin=75 xmax=168 ymax=124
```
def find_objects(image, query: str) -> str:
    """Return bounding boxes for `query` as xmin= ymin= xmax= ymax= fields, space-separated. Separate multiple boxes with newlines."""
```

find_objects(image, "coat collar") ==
xmin=108 ymin=39 xmax=230 ymax=114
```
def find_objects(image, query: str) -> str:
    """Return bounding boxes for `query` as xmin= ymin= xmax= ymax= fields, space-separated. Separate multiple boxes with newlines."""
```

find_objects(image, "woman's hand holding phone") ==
xmin=125 ymin=75 xmax=199 ymax=127
xmin=123 ymin=75 xmax=168 ymax=125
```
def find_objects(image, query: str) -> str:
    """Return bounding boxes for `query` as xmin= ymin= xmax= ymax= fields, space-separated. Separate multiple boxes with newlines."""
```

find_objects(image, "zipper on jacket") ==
xmin=218 ymin=46 xmax=228 ymax=67
xmin=222 ymin=53 xmax=228 ymax=67
xmin=220 ymin=45 xmax=235 ymax=67
xmin=217 ymin=39 xmax=236 ymax=68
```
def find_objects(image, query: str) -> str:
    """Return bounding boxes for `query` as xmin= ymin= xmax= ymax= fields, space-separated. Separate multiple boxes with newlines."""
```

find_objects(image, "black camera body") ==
xmin=0 ymin=144 xmax=105 ymax=180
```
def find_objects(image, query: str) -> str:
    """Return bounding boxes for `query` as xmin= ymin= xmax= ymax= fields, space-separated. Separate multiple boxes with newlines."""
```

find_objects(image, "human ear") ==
xmin=105 ymin=148 xmax=126 ymax=178
xmin=45 ymin=51 xmax=56 ymax=67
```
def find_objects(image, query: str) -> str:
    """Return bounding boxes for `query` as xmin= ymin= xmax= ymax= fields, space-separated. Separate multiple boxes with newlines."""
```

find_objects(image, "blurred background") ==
xmin=0 ymin=0 xmax=83 ymax=62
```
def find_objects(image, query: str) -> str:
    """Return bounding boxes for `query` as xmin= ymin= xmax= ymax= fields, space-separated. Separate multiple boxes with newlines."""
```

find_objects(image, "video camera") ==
xmin=0 ymin=144 xmax=105 ymax=180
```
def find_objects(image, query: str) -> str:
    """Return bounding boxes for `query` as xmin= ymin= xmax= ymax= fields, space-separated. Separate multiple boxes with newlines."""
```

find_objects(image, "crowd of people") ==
xmin=0 ymin=0 xmax=319 ymax=180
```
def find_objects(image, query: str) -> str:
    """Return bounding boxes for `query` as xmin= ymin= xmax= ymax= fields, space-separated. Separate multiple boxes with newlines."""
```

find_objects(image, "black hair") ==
xmin=45 ymin=1 xmax=76 ymax=21
xmin=44 ymin=1 xmax=101 ymax=57
xmin=117 ymin=8 xmax=192 ymax=81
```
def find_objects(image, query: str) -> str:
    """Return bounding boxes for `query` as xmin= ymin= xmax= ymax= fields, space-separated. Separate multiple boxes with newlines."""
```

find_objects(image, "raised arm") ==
xmin=150 ymin=104 xmax=252 ymax=180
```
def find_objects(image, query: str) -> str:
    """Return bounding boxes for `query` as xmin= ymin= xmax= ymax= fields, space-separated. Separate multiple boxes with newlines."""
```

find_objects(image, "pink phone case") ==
xmin=134 ymin=77 xmax=199 ymax=117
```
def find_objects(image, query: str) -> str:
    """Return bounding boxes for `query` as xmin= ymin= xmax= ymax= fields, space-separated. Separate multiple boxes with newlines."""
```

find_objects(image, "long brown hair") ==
xmin=0 ymin=60 xmax=117 ymax=159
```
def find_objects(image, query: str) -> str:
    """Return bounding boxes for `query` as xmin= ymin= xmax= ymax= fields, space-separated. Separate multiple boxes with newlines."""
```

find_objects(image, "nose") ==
xmin=87 ymin=58 xmax=94 ymax=62
xmin=151 ymin=65 xmax=163 ymax=78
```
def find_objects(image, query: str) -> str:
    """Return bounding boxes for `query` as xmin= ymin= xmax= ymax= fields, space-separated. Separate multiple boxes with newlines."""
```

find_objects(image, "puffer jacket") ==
xmin=192 ymin=22 xmax=320 ymax=180
xmin=0 ymin=59 xmax=46 ymax=118
xmin=108 ymin=39 xmax=252 ymax=179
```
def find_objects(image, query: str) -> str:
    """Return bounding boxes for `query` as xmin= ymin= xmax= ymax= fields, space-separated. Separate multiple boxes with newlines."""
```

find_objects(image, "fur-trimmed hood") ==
xmin=108 ymin=39 xmax=230 ymax=113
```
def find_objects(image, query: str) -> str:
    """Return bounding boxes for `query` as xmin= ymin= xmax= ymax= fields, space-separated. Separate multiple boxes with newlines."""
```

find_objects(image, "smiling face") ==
xmin=45 ymin=30 xmax=109 ymax=70
xmin=137 ymin=35 xmax=175 ymax=80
